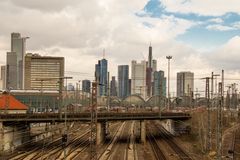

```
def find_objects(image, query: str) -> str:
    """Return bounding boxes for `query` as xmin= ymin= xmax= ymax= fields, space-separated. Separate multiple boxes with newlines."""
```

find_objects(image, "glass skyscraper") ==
xmin=153 ymin=70 xmax=166 ymax=97
xmin=95 ymin=58 xmax=108 ymax=96
xmin=82 ymin=80 xmax=91 ymax=93
xmin=118 ymin=65 xmax=129 ymax=99
xmin=110 ymin=76 xmax=117 ymax=96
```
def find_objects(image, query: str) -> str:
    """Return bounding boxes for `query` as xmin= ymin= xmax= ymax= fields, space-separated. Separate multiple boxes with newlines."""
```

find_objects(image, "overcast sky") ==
xmin=0 ymin=0 xmax=240 ymax=96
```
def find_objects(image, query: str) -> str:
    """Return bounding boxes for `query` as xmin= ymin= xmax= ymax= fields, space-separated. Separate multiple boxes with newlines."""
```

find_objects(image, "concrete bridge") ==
xmin=0 ymin=112 xmax=191 ymax=122
xmin=0 ymin=111 xmax=191 ymax=153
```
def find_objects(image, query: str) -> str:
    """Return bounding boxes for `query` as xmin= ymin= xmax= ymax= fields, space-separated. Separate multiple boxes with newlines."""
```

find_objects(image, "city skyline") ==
xmin=0 ymin=2 xmax=240 ymax=160
xmin=0 ymin=1 xmax=240 ymax=95
xmin=0 ymin=32 xmax=237 ymax=98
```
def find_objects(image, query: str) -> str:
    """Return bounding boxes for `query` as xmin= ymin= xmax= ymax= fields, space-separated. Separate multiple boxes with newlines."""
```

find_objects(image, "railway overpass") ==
xmin=0 ymin=112 xmax=191 ymax=122
xmin=0 ymin=111 xmax=191 ymax=153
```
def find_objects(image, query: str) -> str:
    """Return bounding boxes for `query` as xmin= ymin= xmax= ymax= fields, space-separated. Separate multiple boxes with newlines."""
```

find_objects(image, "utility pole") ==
xmin=5 ymin=64 xmax=10 ymax=114
xmin=217 ymin=70 xmax=224 ymax=159
xmin=75 ymin=82 xmax=78 ymax=104
xmin=107 ymin=72 xmax=110 ymax=111
xmin=63 ymin=77 xmax=72 ymax=160
xmin=40 ymin=80 xmax=44 ymax=113
xmin=166 ymin=56 xmax=172 ymax=110
xmin=210 ymin=72 xmax=220 ymax=151
xmin=78 ymin=80 xmax=81 ymax=106
xmin=211 ymin=73 xmax=220 ymax=100
xmin=90 ymin=82 xmax=97 ymax=160
xmin=36 ymin=77 xmax=72 ymax=160
xmin=202 ymin=77 xmax=211 ymax=152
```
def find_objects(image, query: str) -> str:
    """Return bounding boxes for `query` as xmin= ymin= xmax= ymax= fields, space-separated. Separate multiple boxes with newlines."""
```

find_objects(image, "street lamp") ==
xmin=166 ymin=56 xmax=172 ymax=110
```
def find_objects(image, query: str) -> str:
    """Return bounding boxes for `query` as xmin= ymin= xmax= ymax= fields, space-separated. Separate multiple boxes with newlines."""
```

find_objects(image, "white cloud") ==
xmin=208 ymin=18 xmax=223 ymax=23
xmin=209 ymin=36 xmax=240 ymax=69
xmin=232 ymin=22 xmax=240 ymax=29
xmin=161 ymin=0 xmax=240 ymax=16
xmin=0 ymin=0 xmax=240 ymax=94
xmin=0 ymin=0 xmax=194 ymax=62
xmin=0 ymin=0 xmax=197 ymax=91
xmin=206 ymin=24 xmax=235 ymax=31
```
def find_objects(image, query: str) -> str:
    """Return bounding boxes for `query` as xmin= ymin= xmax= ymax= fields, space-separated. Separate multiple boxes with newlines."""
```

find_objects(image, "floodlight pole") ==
xmin=166 ymin=56 xmax=172 ymax=110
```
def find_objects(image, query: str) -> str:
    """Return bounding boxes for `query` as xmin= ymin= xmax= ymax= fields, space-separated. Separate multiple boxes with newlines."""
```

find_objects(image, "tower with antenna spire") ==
xmin=146 ymin=43 xmax=155 ymax=97
xmin=148 ymin=42 xmax=152 ymax=68
xmin=95 ymin=50 xmax=108 ymax=96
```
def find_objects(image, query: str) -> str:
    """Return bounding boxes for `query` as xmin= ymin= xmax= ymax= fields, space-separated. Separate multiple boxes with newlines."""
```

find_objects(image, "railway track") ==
xmin=127 ymin=121 xmax=138 ymax=160
xmin=233 ymin=128 xmax=240 ymax=160
xmin=146 ymin=130 xmax=167 ymax=160
xmin=98 ymin=121 xmax=137 ymax=160
xmin=153 ymin=123 xmax=192 ymax=160
xmin=8 ymin=124 xmax=89 ymax=160
xmin=10 ymin=131 xmax=64 ymax=160
xmin=98 ymin=122 xmax=127 ymax=160
xmin=41 ymin=123 xmax=121 ymax=160
xmin=52 ymin=131 xmax=90 ymax=160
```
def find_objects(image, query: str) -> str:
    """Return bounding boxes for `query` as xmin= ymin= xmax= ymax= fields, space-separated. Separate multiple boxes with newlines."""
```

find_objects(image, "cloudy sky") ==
xmin=0 ymin=0 xmax=240 ymax=96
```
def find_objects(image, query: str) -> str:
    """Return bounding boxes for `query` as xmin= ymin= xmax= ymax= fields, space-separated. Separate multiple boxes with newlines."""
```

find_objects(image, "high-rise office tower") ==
xmin=0 ymin=66 xmax=6 ymax=90
xmin=6 ymin=33 xmax=28 ymax=89
xmin=95 ymin=58 xmax=108 ymax=96
xmin=82 ymin=80 xmax=91 ymax=93
xmin=148 ymin=45 xmax=152 ymax=68
xmin=153 ymin=70 xmax=166 ymax=96
xmin=128 ymin=79 xmax=131 ymax=96
xmin=146 ymin=45 xmax=157 ymax=97
xmin=110 ymin=76 xmax=117 ymax=96
xmin=6 ymin=52 xmax=17 ymax=89
xmin=152 ymin=59 xmax=157 ymax=72
xmin=131 ymin=60 xmax=147 ymax=99
xmin=118 ymin=65 xmax=129 ymax=99
xmin=146 ymin=67 xmax=152 ymax=97
xmin=24 ymin=53 xmax=64 ymax=91
xmin=177 ymin=72 xmax=194 ymax=97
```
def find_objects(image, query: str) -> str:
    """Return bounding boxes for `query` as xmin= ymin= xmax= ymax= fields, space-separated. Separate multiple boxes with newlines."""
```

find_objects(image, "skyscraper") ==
xmin=153 ymin=70 xmax=166 ymax=96
xmin=0 ymin=66 xmax=6 ymax=90
xmin=110 ymin=76 xmax=117 ymax=96
xmin=6 ymin=33 xmax=28 ymax=89
xmin=95 ymin=58 xmax=108 ymax=96
xmin=131 ymin=60 xmax=147 ymax=99
xmin=82 ymin=80 xmax=91 ymax=93
xmin=146 ymin=45 xmax=152 ymax=97
xmin=177 ymin=72 xmax=194 ymax=97
xmin=24 ymin=53 xmax=64 ymax=91
xmin=152 ymin=59 xmax=157 ymax=73
xmin=128 ymin=79 xmax=131 ymax=96
xmin=118 ymin=65 xmax=129 ymax=99
xmin=146 ymin=44 xmax=157 ymax=98
xmin=6 ymin=52 xmax=17 ymax=89
xmin=148 ymin=45 xmax=152 ymax=68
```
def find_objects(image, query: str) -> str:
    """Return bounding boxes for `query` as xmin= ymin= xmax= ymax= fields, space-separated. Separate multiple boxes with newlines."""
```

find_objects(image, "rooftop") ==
xmin=0 ymin=93 xmax=28 ymax=110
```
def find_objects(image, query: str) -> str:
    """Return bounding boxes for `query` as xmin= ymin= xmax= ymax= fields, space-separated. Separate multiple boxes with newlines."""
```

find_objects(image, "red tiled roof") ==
xmin=0 ymin=94 xmax=28 ymax=110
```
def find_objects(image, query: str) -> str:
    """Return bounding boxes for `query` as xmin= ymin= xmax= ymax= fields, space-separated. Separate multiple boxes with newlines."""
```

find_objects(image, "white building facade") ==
xmin=131 ymin=60 xmax=147 ymax=99
xmin=177 ymin=71 xmax=194 ymax=97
